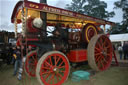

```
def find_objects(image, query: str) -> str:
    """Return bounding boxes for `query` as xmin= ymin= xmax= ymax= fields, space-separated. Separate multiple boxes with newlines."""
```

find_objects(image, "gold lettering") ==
xmin=29 ymin=4 xmax=39 ymax=9
xmin=42 ymin=6 xmax=48 ymax=11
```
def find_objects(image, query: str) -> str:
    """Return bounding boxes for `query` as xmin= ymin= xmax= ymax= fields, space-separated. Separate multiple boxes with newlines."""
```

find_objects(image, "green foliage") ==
xmin=114 ymin=0 xmax=128 ymax=33
xmin=110 ymin=23 xmax=122 ymax=34
xmin=65 ymin=0 xmax=86 ymax=14
xmin=110 ymin=23 xmax=128 ymax=34
xmin=65 ymin=0 xmax=115 ymax=20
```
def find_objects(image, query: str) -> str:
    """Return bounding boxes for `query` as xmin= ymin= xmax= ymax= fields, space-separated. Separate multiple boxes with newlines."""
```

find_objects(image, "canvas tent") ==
xmin=109 ymin=33 xmax=128 ymax=46
xmin=110 ymin=33 xmax=128 ymax=42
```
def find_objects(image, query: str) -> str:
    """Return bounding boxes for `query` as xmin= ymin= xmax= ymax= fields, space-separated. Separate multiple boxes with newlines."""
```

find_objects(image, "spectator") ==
xmin=13 ymin=46 xmax=22 ymax=80
xmin=123 ymin=42 xmax=128 ymax=60
xmin=11 ymin=46 xmax=16 ymax=65
xmin=118 ymin=44 xmax=123 ymax=60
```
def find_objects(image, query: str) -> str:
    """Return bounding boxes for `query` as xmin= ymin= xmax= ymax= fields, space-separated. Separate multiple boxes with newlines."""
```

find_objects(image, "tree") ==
xmin=65 ymin=0 xmax=115 ymax=20
xmin=110 ymin=23 xmax=122 ymax=34
xmin=114 ymin=0 xmax=128 ymax=33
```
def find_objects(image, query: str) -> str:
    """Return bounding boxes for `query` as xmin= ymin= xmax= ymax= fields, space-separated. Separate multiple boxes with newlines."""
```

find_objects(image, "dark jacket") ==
xmin=123 ymin=44 xmax=128 ymax=52
xmin=15 ymin=49 xmax=21 ymax=60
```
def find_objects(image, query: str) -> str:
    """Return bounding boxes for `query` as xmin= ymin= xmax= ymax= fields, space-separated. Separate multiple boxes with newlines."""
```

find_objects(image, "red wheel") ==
xmin=87 ymin=34 xmax=113 ymax=71
xmin=82 ymin=24 xmax=97 ymax=43
xmin=25 ymin=50 xmax=38 ymax=77
xmin=36 ymin=51 xmax=70 ymax=85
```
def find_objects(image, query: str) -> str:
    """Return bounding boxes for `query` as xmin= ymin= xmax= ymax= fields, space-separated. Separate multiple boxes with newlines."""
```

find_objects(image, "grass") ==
xmin=0 ymin=64 xmax=128 ymax=85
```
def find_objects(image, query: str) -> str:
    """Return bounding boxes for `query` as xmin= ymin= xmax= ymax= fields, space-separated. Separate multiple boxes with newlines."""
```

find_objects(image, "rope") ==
xmin=21 ymin=7 xmax=26 ymax=37
xmin=14 ymin=18 xmax=17 ymax=38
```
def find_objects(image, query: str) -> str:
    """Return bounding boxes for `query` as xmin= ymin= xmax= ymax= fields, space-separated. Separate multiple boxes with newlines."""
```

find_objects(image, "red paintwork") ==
xmin=26 ymin=38 xmax=39 ymax=41
xmin=11 ymin=1 xmax=23 ymax=23
xmin=67 ymin=49 xmax=87 ymax=62
xmin=16 ymin=37 xmax=22 ymax=46
xmin=27 ymin=17 xmax=39 ymax=33
xmin=40 ymin=52 xmax=70 ymax=85
xmin=11 ymin=1 xmax=114 ymax=25
xmin=16 ymin=39 xmax=21 ymax=46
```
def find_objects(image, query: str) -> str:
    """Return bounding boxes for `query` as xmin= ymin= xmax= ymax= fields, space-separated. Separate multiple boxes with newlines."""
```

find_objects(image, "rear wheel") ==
xmin=36 ymin=51 xmax=70 ymax=85
xmin=24 ymin=50 xmax=38 ymax=77
xmin=87 ymin=34 xmax=113 ymax=71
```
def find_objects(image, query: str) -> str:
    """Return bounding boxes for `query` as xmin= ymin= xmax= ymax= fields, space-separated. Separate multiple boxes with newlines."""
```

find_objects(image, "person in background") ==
xmin=123 ymin=42 xmax=128 ymax=60
xmin=118 ymin=44 xmax=123 ymax=60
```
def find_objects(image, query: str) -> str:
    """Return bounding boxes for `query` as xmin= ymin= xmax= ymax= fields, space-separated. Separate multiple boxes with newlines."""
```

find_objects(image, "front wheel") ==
xmin=36 ymin=51 xmax=70 ymax=85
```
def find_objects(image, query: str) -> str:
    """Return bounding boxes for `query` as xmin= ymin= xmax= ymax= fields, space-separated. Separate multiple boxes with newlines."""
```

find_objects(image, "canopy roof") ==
xmin=110 ymin=33 xmax=128 ymax=42
xmin=11 ymin=1 xmax=114 ymax=27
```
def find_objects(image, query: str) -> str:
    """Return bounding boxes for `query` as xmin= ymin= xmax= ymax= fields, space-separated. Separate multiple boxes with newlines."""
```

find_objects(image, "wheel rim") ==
xmin=87 ymin=35 xmax=113 ymax=71
xmin=25 ymin=51 xmax=38 ymax=77
xmin=83 ymin=24 xmax=97 ymax=43
xmin=36 ymin=51 xmax=70 ymax=85
xmin=85 ymin=25 xmax=97 ymax=42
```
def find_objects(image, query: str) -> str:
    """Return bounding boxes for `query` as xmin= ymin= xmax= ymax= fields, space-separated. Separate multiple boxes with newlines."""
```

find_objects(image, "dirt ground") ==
xmin=0 ymin=51 xmax=128 ymax=85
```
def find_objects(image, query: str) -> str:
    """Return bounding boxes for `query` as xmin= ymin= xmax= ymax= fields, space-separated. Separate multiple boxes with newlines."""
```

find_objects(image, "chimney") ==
xmin=40 ymin=0 xmax=47 ymax=3
xmin=40 ymin=0 xmax=47 ymax=36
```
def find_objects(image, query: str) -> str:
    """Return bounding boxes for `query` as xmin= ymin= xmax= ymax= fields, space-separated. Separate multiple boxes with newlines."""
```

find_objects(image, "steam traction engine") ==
xmin=11 ymin=1 xmax=114 ymax=85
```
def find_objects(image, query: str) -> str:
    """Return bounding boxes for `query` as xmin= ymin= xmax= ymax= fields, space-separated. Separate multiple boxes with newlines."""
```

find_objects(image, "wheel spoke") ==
xmin=56 ymin=57 xmax=61 ymax=66
xmin=95 ymin=47 xmax=101 ymax=53
xmin=44 ymin=72 xmax=51 ymax=81
xmin=54 ymin=55 xmax=57 ymax=66
xmin=58 ymin=66 xmax=65 ymax=69
xmin=95 ymin=52 xmax=102 ymax=56
xmin=60 ymin=70 xmax=65 ymax=73
xmin=97 ymin=61 xmax=101 ymax=69
xmin=57 ymin=72 xmax=63 ymax=79
xmin=52 ymin=74 xmax=55 ymax=84
xmin=97 ymin=42 xmax=103 ymax=50
xmin=41 ymin=66 xmax=51 ymax=70
xmin=47 ymin=73 xmax=55 ymax=84
xmin=99 ymin=38 xmax=104 ymax=49
xmin=106 ymin=45 xmax=111 ymax=49
xmin=29 ymin=63 xmax=35 ymax=66
xmin=56 ymin=74 xmax=60 ymax=82
xmin=103 ymin=58 xmax=108 ymax=64
xmin=49 ymin=56 xmax=53 ymax=65
xmin=95 ymin=54 xmax=103 ymax=63
xmin=107 ymin=53 xmax=111 ymax=56
xmin=32 ymin=55 xmax=36 ymax=60
xmin=103 ymin=38 xmax=107 ymax=46
xmin=58 ymin=61 xmax=64 ymax=67
xmin=45 ymin=60 xmax=53 ymax=68
xmin=100 ymin=60 xmax=104 ymax=69
xmin=41 ymin=71 xmax=53 ymax=75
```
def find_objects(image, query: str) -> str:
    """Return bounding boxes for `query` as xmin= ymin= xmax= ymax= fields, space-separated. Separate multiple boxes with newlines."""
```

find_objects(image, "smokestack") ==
xmin=40 ymin=0 xmax=47 ymax=3
xmin=40 ymin=0 xmax=47 ymax=36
